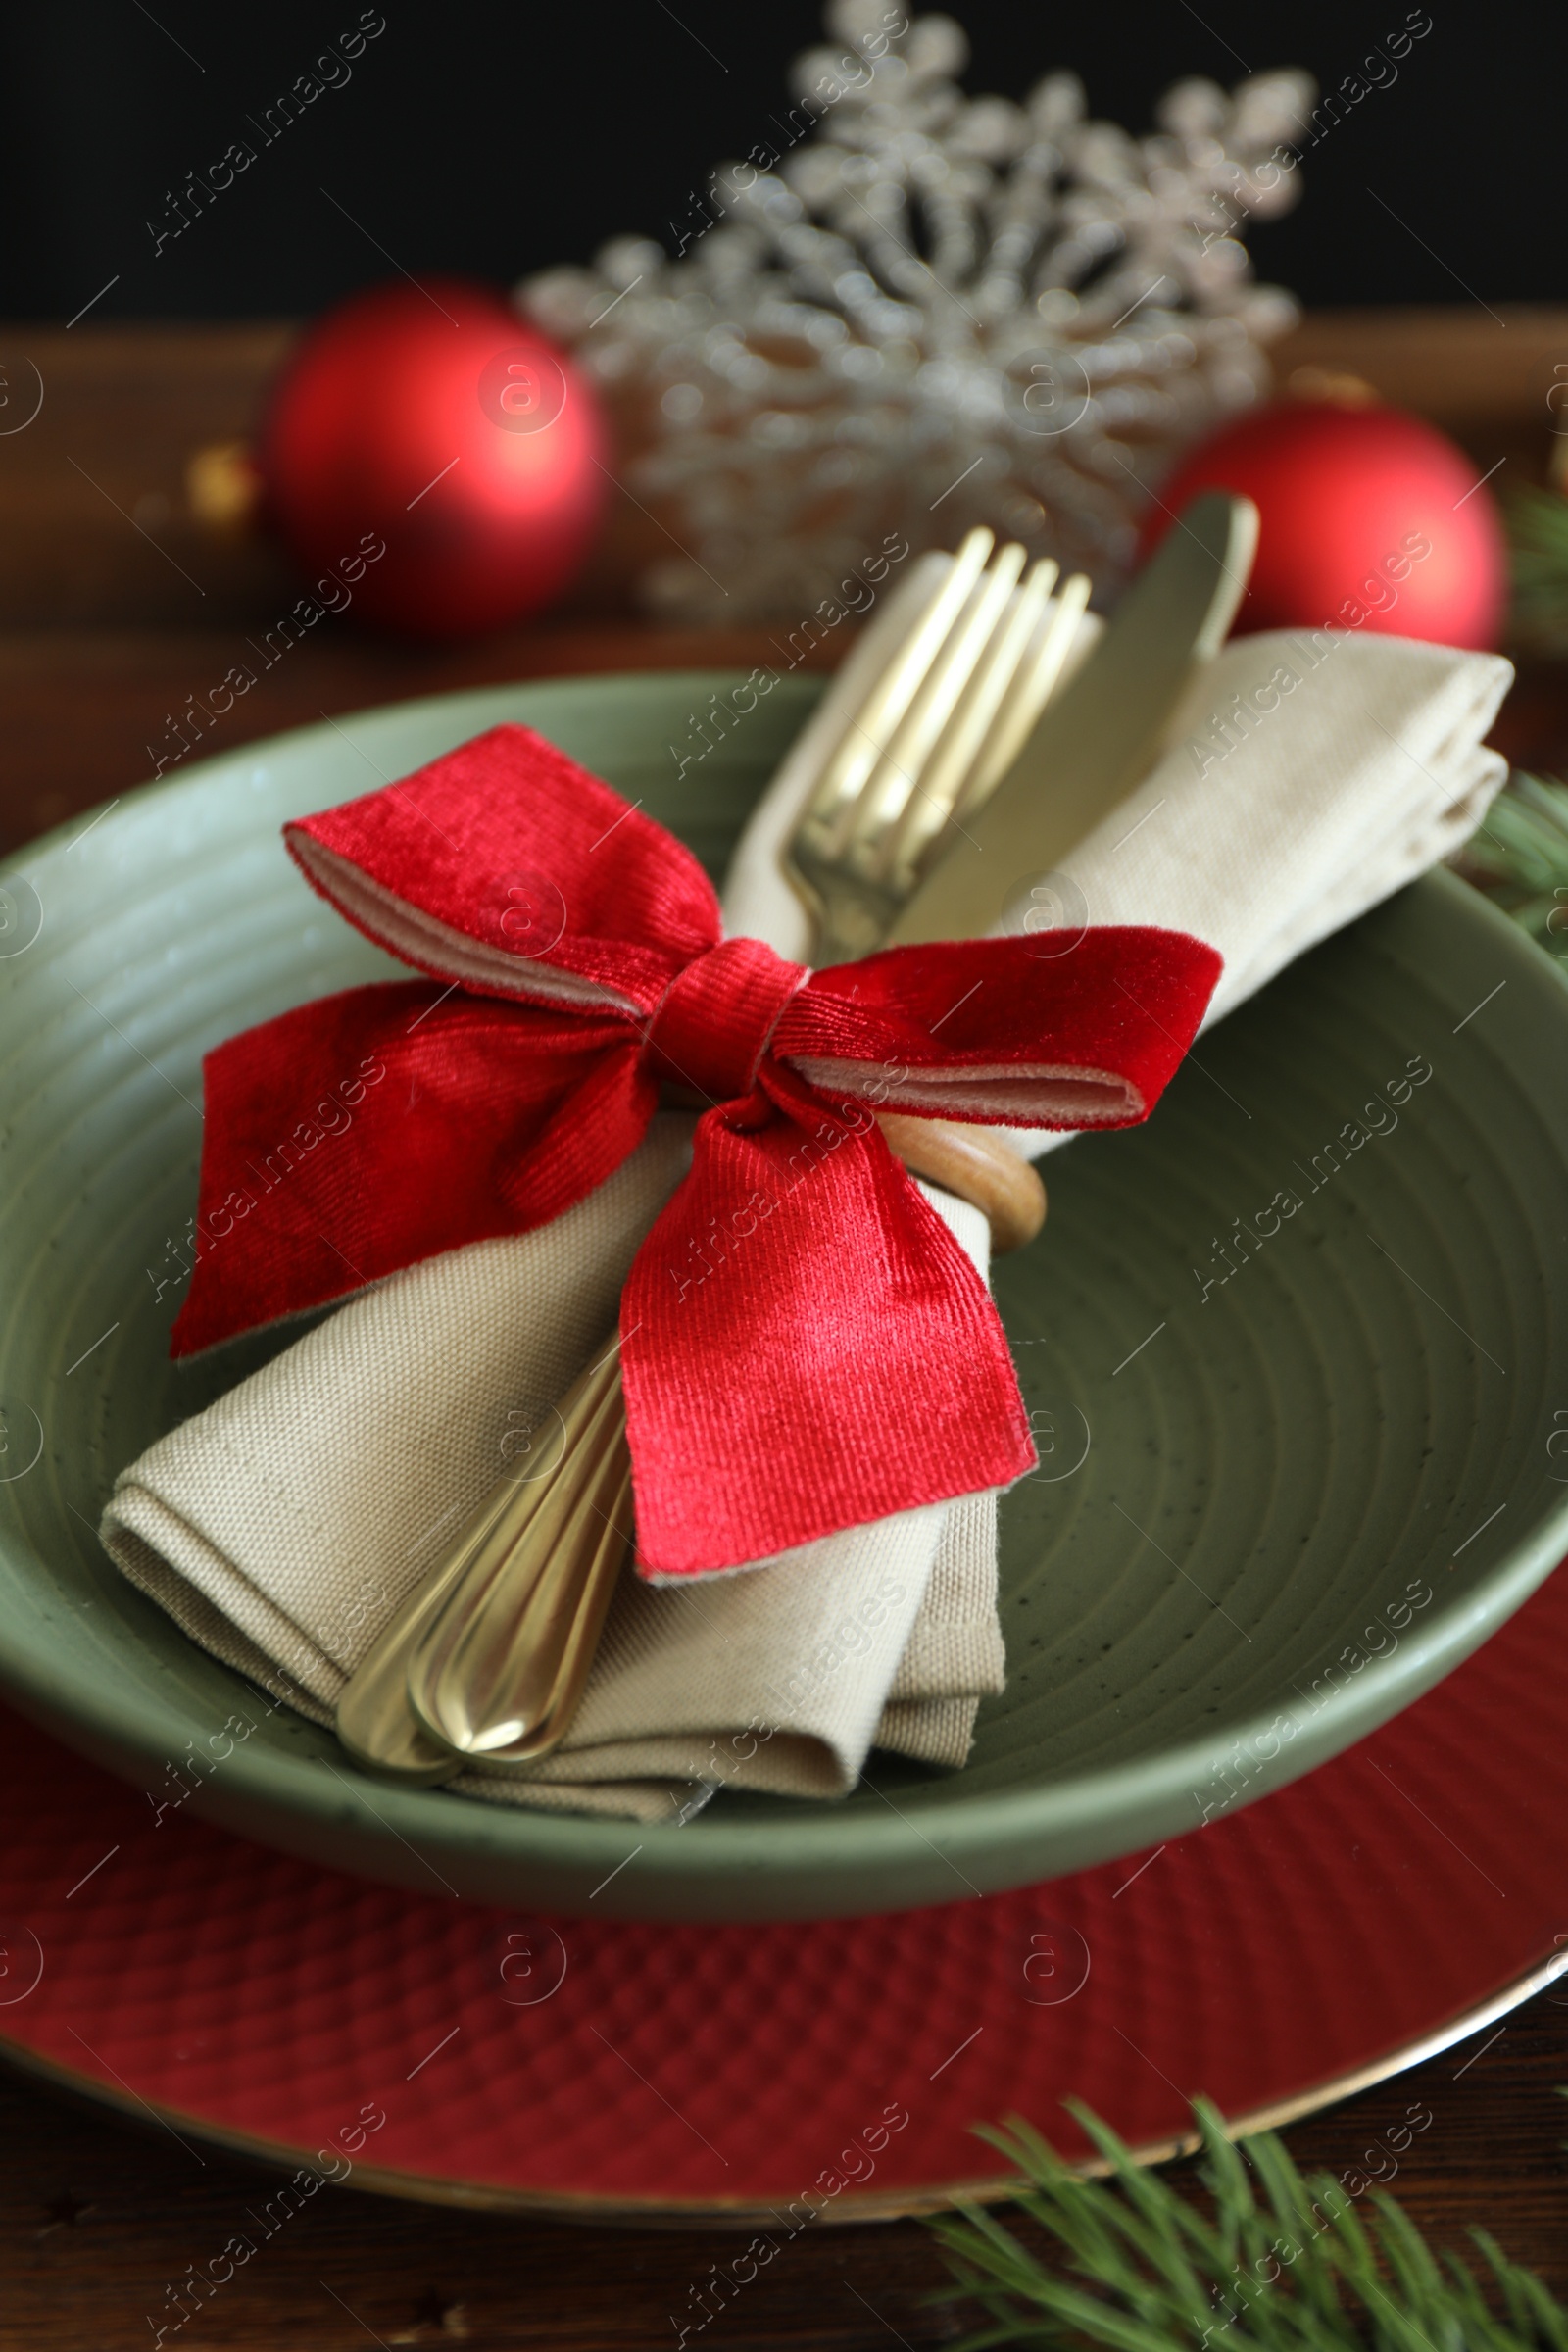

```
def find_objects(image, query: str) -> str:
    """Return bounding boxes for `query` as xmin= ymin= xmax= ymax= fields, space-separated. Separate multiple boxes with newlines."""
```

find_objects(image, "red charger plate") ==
xmin=2 ymin=1559 xmax=1565 ymax=2222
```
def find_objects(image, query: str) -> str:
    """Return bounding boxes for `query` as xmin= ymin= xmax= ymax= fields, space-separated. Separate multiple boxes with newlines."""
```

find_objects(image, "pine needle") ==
xmin=1508 ymin=486 xmax=1568 ymax=656
xmin=926 ymin=2101 xmax=1568 ymax=2352
xmin=1454 ymin=770 xmax=1568 ymax=951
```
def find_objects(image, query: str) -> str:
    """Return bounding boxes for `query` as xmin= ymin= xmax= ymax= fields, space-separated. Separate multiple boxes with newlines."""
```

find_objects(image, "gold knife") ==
xmin=886 ymin=491 xmax=1258 ymax=946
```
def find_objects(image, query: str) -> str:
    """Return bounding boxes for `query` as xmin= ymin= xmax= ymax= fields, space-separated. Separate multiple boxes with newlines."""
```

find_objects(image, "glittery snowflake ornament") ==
xmin=519 ymin=4 xmax=1312 ymax=620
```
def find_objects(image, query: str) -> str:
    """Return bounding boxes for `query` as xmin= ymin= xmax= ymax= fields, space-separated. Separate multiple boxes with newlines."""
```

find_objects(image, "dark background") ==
xmin=1 ymin=0 xmax=1561 ymax=325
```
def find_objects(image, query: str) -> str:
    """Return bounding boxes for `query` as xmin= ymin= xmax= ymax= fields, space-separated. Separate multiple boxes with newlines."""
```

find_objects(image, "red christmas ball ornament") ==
xmin=261 ymin=280 xmax=605 ymax=639
xmin=1144 ymin=396 xmax=1506 ymax=650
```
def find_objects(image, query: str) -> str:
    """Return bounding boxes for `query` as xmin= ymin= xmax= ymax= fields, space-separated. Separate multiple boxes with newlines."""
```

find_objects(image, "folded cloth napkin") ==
xmin=101 ymin=557 xmax=1511 ymax=1822
xmin=1009 ymin=624 xmax=1512 ymax=1160
xmin=105 ymin=1116 xmax=1004 ymax=1820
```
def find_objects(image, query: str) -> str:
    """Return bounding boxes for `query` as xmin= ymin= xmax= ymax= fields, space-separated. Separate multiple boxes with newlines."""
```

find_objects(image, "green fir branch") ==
xmin=926 ymin=2099 xmax=1568 ymax=2352
xmin=1509 ymin=486 xmax=1568 ymax=657
xmin=1455 ymin=770 xmax=1568 ymax=948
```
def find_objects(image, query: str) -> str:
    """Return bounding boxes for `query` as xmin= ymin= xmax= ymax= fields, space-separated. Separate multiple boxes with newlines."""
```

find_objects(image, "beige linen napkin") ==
xmin=1009 ymin=626 xmax=1512 ymax=1160
xmin=105 ymin=1117 xmax=1004 ymax=1820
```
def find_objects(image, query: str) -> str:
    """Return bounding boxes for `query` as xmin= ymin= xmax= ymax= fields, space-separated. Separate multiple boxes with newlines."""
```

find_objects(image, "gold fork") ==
xmin=336 ymin=532 xmax=1091 ymax=1782
xmin=787 ymin=527 xmax=1089 ymax=964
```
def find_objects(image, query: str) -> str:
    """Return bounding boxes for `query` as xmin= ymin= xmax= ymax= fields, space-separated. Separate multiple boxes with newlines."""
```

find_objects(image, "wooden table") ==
xmin=4 ymin=305 xmax=1568 ymax=849
xmin=2 ymin=309 xmax=1566 ymax=2348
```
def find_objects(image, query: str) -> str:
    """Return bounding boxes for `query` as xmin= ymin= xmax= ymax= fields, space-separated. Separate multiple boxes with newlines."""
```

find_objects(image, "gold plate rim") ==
xmin=3 ymin=1945 xmax=1563 ymax=2230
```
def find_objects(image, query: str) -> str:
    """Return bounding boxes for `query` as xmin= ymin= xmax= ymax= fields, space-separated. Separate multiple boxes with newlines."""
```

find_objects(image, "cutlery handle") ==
xmin=334 ymin=1124 xmax=1043 ymax=1777
xmin=407 ymin=1124 xmax=1040 ymax=1767
xmin=333 ymin=1342 xmax=631 ymax=1782
xmin=404 ymin=1342 xmax=632 ymax=1764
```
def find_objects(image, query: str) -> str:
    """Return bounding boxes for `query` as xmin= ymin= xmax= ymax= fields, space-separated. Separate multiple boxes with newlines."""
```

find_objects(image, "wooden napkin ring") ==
xmin=875 ymin=1112 xmax=1047 ymax=1254
xmin=661 ymin=1085 xmax=1047 ymax=1253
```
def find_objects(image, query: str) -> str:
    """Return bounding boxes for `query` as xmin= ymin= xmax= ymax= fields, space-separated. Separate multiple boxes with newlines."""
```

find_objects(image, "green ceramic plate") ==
xmin=2 ymin=675 xmax=1566 ymax=1922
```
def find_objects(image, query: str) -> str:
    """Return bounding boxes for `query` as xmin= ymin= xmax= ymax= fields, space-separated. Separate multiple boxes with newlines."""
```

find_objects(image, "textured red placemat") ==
xmin=2 ymin=1562 xmax=1562 ymax=2220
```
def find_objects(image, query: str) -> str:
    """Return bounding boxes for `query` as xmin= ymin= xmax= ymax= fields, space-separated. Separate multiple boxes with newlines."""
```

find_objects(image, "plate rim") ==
xmin=3 ymin=1943 xmax=1561 ymax=2227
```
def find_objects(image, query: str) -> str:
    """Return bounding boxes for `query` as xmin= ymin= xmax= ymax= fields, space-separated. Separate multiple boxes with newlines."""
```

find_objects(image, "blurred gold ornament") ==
xmin=1285 ymin=365 xmax=1380 ymax=407
xmin=185 ymin=439 xmax=264 ymax=534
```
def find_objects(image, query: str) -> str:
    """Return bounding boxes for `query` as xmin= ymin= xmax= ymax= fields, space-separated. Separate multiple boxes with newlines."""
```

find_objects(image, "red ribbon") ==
xmin=172 ymin=724 xmax=1220 ymax=1576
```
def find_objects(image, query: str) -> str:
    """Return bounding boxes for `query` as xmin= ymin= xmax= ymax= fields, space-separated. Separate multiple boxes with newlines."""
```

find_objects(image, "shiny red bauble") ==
xmin=1145 ymin=399 xmax=1507 ymax=650
xmin=261 ymin=280 xmax=605 ymax=639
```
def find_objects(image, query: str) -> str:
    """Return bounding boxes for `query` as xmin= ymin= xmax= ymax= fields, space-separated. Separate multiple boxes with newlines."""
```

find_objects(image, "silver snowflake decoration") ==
xmin=519 ymin=3 xmax=1313 ymax=620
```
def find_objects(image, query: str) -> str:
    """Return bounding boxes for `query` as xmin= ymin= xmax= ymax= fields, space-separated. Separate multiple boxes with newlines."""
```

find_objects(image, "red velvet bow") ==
xmin=172 ymin=724 xmax=1220 ymax=1575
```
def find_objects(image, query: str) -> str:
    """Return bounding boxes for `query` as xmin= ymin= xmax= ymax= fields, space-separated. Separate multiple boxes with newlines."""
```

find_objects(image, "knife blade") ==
xmin=886 ymin=490 xmax=1259 ymax=946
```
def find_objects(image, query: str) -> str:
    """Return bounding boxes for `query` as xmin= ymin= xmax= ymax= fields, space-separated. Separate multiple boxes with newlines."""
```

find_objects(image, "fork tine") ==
xmin=847 ymin=542 xmax=1029 ymax=859
xmin=884 ymin=556 xmax=1058 ymax=882
xmin=951 ymin=570 xmax=1093 ymax=827
xmin=797 ymin=526 xmax=994 ymax=854
xmin=784 ymin=538 xmax=1093 ymax=965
